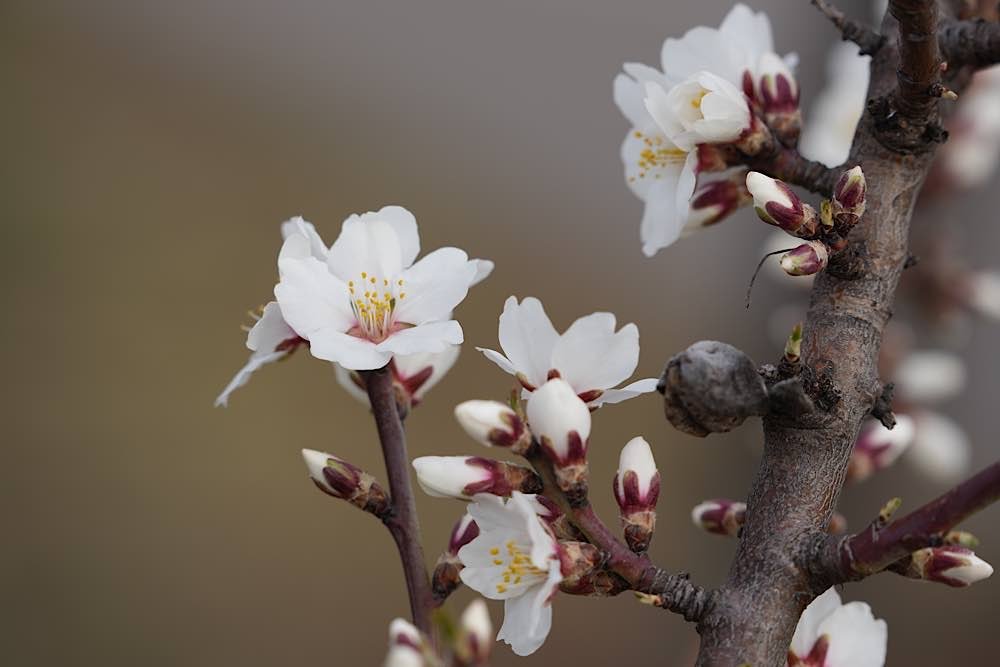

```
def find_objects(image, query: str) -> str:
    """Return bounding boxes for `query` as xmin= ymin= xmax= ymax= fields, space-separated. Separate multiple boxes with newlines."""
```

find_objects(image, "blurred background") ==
xmin=4 ymin=0 xmax=998 ymax=664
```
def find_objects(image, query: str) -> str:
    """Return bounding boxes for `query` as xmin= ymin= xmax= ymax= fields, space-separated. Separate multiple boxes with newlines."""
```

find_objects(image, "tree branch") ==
xmin=811 ymin=0 xmax=886 ymax=55
xmin=938 ymin=17 xmax=1000 ymax=68
xmin=362 ymin=366 xmax=434 ymax=634
xmin=812 ymin=460 xmax=1000 ymax=582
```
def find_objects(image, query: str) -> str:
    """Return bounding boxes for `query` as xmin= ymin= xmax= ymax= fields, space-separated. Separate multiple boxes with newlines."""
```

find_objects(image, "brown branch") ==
xmin=811 ymin=0 xmax=886 ymax=55
xmin=742 ymin=146 xmax=841 ymax=196
xmin=525 ymin=449 xmax=709 ymax=622
xmin=362 ymin=367 xmax=434 ymax=634
xmin=812 ymin=460 xmax=1000 ymax=582
xmin=938 ymin=17 xmax=1000 ymax=68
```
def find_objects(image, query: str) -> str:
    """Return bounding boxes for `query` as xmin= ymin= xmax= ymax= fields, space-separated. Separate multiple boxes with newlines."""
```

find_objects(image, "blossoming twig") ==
xmin=811 ymin=0 xmax=886 ymax=56
xmin=363 ymin=366 xmax=434 ymax=633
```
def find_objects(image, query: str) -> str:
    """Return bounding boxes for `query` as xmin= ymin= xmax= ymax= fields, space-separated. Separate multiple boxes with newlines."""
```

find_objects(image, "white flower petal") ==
xmin=477 ymin=347 xmax=518 ymax=376
xmin=396 ymin=344 xmax=462 ymax=401
xmin=333 ymin=364 xmax=370 ymax=405
xmin=719 ymin=3 xmax=774 ymax=66
xmin=593 ymin=378 xmax=659 ymax=406
xmin=376 ymin=321 xmax=464 ymax=356
xmin=551 ymin=314 xmax=639 ymax=393
xmin=376 ymin=205 xmax=420 ymax=268
xmin=280 ymin=216 xmax=328 ymax=261
xmin=818 ymin=601 xmax=888 ymax=667
xmin=309 ymin=329 xmax=391 ymax=370
xmin=326 ymin=209 xmax=410 ymax=283
xmin=470 ymin=259 xmax=495 ymax=287
xmin=496 ymin=297 xmax=560 ymax=388
xmin=907 ymin=411 xmax=972 ymax=483
xmin=393 ymin=247 xmax=476 ymax=324
xmin=790 ymin=587 xmax=843 ymax=657
xmin=246 ymin=302 xmax=297 ymax=352
xmin=215 ymin=349 xmax=288 ymax=407
xmin=893 ymin=351 xmax=966 ymax=404
xmin=274 ymin=256 xmax=355 ymax=338
xmin=661 ymin=26 xmax=743 ymax=86
xmin=639 ymin=174 xmax=687 ymax=257
xmin=497 ymin=566 xmax=561 ymax=656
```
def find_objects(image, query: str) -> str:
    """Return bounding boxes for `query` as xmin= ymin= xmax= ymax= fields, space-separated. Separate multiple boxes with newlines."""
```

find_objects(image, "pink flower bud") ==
xmin=755 ymin=53 xmax=799 ymax=113
xmin=613 ymin=437 xmax=660 ymax=553
xmin=385 ymin=618 xmax=431 ymax=667
xmin=302 ymin=449 xmax=390 ymax=517
xmin=745 ymin=172 xmax=818 ymax=237
xmin=691 ymin=499 xmax=746 ymax=537
xmin=903 ymin=546 xmax=994 ymax=587
xmin=412 ymin=456 xmax=541 ymax=500
xmin=526 ymin=378 xmax=591 ymax=498
xmin=832 ymin=165 xmax=867 ymax=231
xmin=454 ymin=400 xmax=530 ymax=451
xmin=780 ymin=241 xmax=829 ymax=276
xmin=846 ymin=416 xmax=915 ymax=483
xmin=448 ymin=513 xmax=480 ymax=556
xmin=687 ymin=171 xmax=753 ymax=231
xmin=456 ymin=599 xmax=492 ymax=665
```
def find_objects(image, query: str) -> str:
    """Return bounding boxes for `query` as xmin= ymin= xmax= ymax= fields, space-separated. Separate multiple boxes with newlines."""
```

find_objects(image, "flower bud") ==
xmin=832 ymin=165 xmax=867 ymax=230
xmin=780 ymin=241 xmax=829 ymax=276
xmin=966 ymin=271 xmax=1000 ymax=321
xmin=455 ymin=599 xmax=492 ymax=665
xmin=412 ymin=456 xmax=541 ymax=500
xmin=846 ymin=416 xmax=916 ymax=484
xmin=454 ymin=400 xmax=530 ymax=452
xmin=302 ymin=449 xmax=390 ymax=518
xmin=385 ymin=618 xmax=429 ymax=667
xmin=755 ymin=53 xmax=801 ymax=144
xmin=432 ymin=513 xmax=480 ymax=602
xmin=526 ymin=378 xmax=590 ymax=498
xmin=692 ymin=499 xmax=746 ymax=537
xmin=746 ymin=172 xmax=819 ymax=237
xmin=614 ymin=437 xmax=660 ymax=553
xmin=686 ymin=171 xmax=753 ymax=232
xmin=448 ymin=513 xmax=480 ymax=555
xmin=783 ymin=322 xmax=803 ymax=364
xmin=556 ymin=541 xmax=604 ymax=595
xmin=902 ymin=546 xmax=994 ymax=587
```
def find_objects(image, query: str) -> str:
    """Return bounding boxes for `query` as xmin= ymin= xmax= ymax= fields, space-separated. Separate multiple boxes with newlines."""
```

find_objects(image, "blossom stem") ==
xmin=812 ymin=459 xmax=1000 ymax=582
xmin=362 ymin=366 xmax=433 ymax=634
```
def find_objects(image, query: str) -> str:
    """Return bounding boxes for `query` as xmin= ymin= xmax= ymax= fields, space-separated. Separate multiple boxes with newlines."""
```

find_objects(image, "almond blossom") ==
xmin=799 ymin=42 xmax=869 ymax=168
xmin=477 ymin=296 xmax=657 ymax=407
xmin=613 ymin=4 xmax=795 ymax=255
xmin=458 ymin=492 xmax=564 ymax=656
xmin=788 ymin=587 xmax=887 ymax=667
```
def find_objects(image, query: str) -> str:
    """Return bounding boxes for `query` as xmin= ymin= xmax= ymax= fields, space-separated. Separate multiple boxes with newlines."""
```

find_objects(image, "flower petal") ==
xmin=393 ymin=247 xmax=476 ymax=325
xmin=497 ymin=566 xmax=561 ymax=656
xmin=280 ymin=216 xmax=328 ymax=261
xmin=214 ymin=349 xmax=288 ymax=407
xmin=719 ymin=3 xmax=774 ymax=66
xmin=818 ymin=600 xmax=888 ymax=667
xmin=478 ymin=347 xmax=518 ymax=376
xmin=790 ymin=587 xmax=843 ymax=658
xmin=394 ymin=344 xmax=462 ymax=401
xmin=309 ymin=329 xmax=391 ymax=370
xmin=639 ymin=172 xmax=687 ymax=257
xmin=551 ymin=315 xmax=640 ymax=393
xmin=275 ymin=256 xmax=355 ymax=337
xmin=326 ymin=208 xmax=410 ymax=283
xmin=246 ymin=302 xmax=297 ymax=352
xmin=496 ymin=297 xmax=560 ymax=388
xmin=376 ymin=321 xmax=464 ymax=356
xmin=592 ymin=378 xmax=658 ymax=406
xmin=470 ymin=259 xmax=495 ymax=286
xmin=333 ymin=364 xmax=370 ymax=405
xmin=376 ymin=205 xmax=420 ymax=268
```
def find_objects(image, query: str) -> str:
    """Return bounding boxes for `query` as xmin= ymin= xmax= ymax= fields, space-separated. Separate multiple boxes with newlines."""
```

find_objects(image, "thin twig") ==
xmin=811 ymin=0 xmax=886 ymax=55
xmin=362 ymin=366 xmax=434 ymax=634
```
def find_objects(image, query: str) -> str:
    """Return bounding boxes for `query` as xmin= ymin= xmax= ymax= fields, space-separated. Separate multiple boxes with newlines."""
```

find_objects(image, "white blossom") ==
xmin=644 ymin=72 xmax=750 ymax=151
xmin=458 ymin=492 xmax=563 ymax=656
xmin=478 ymin=296 xmax=657 ymax=407
xmin=800 ymin=43 xmax=869 ymax=167
xmin=333 ymin=345 xmax=462 ymax=407
xmin=788 ymin=587 xmax=887 ymax=667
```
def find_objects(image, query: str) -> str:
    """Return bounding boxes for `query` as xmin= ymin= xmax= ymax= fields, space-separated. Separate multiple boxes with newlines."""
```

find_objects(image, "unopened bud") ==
xmin=944 ymin=530 xmax=980 ymax=549
xmin=557 ymin=541 xmax=604 ymax=594
xmin=692 ymin=498 xmax=746 ymax=537
xmin=746 ymin=172 xmax=819 ymax=237
xmin=526 ymin=379 xmax=590 ymax=498
xmin=302 ymin=449 xmax=390 ymax=518
xmin=846 ymin=416 xmax=915 ymax=483
xmin=385 ymin=618 xmax=430 ymax=667
xmin=784 ymin=322 xmax=803 ymax=364
xmin=780 ymin=241 xmax=829 ymax=276
xmin=432 ymin=514 xmax=479 ymax=602
xmin=902 ymin=546 xmax=994 ymax=587
xmin=687 ymin=171 xmax=753 ymax=232
xmin=455 ymin=599 xmax=492 ymax=665
xmin=448 ymin=513 xmax=480 ymax=555
xmin=454 ymin=400 xmax=531 ymax=453
xmin=755 ymin=53 xmax=801 ymax=144
xmin=832 ymin=165 xmax=867 ymax=231
xmin=613 ymin=437 xmax=660 ymax=552
xmin=412 ymin=456 xmax=541 ymax=500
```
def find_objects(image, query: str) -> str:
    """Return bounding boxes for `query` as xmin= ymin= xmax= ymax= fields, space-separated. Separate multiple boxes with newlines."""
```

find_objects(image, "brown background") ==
xmin=4 ymin=1 xmax=998 ymax=665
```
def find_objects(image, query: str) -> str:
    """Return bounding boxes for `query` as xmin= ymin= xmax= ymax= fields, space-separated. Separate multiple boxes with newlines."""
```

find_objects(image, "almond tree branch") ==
xmin=525 ymin=448 xmax=709 ymax=622
xmin=811 ymin=0 xmax=886 ymax=55
xmin=809 ymin=460 xmax=1000 ymax=582
xmin=938 ymin=18 xmax=1000 ymax=68
xmin=362 ymin=366 xmax=434 ymax=634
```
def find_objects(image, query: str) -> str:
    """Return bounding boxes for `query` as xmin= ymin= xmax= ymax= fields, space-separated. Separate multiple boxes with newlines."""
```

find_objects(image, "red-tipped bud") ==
xmin=454 ymin=400 xmax=531 ymax=453
xmin=746 ymin=172 xmax=819 ymax=237
xmin=692 ymin=498 xmax=746 ymax=537
xmin=455 ymin=599 xmax=492 ymax=665
xmin=902 ymin=546 xmax=994 ymax=587
xmin=302 ymin=449 xmax=390 ymax=518
xmin=613 ymin=437 xmax=660 ymax=552
xmin=846 ymin=416 xmax=916 ymax=483
xmin=687 ymin=171 xmax=753 ymax=231
xmin=385 ymin=618 xmax=432 ymax=667
xmin=780 ymin=241 xmax=829 ymax=276
xmin=755 ymin=53 xmax=801 ymax=144
xmin=448 ymin=513 xmax=480 ymax=556
xmin=832 ymin=165 xmax=867 ymax=231
xmin=412 ymin=456 xmax=541 ymax=500
xmin=526 ymin=379 xmax=590 ymax=499
xmin=557 ymin=541 xmax=605 ymax=595
xmin=432 ymin=514 xmax=480 ymax=602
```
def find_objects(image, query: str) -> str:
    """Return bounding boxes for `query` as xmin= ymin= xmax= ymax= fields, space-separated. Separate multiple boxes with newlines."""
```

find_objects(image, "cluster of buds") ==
xmin=302 ymin=449 xmax=390 ymax=519
xmin=526 ymin=378 xmax=591 ymax=501
xmin=454 ymin=399 xmax=532 ymax=454
xmin=897 ymin=546 xmax=994 ymax=588
xmin=692 ymin=498 xmax=746 ymax=537
xmin=613 ymin=437 xmax=660 ymax=552
xmin=846 ymin=416 xmax=916 ymax=484
xmin=746 ymin=54 xmax=801 ymax=146
xmin=412 ymin=456 xmax=541 ymax=500
xmin=431 ymin=514 xmax=479 ymax=601
xmin=745 ymin=166 xmax=867 ymax=278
